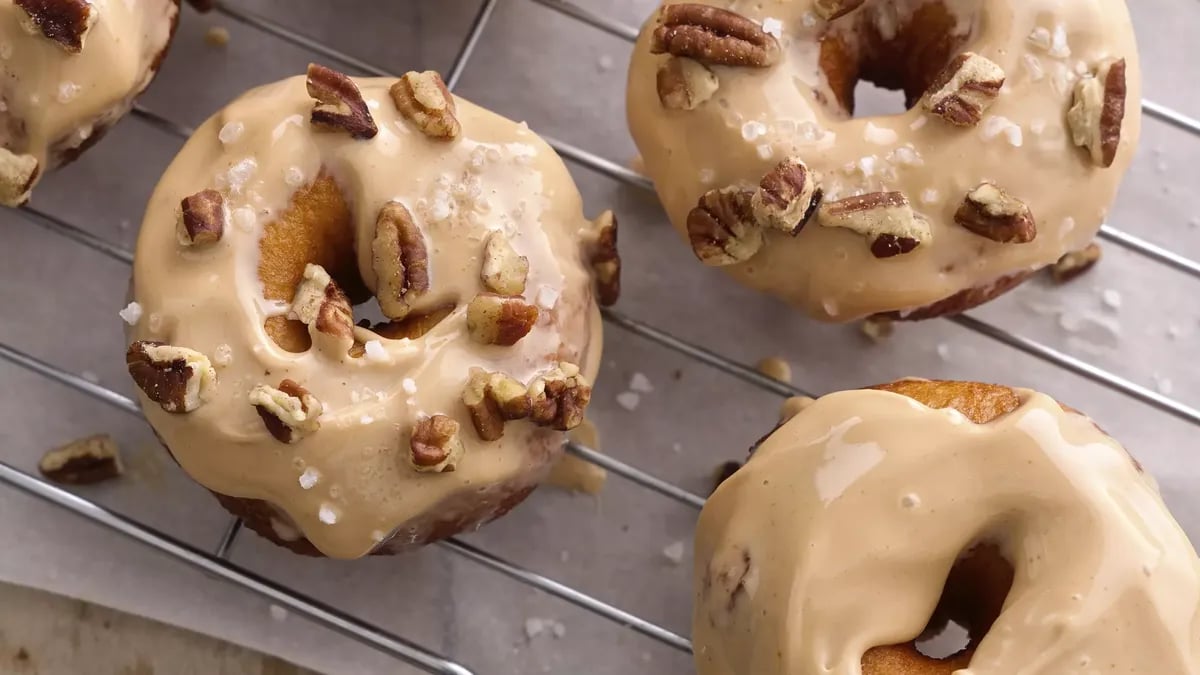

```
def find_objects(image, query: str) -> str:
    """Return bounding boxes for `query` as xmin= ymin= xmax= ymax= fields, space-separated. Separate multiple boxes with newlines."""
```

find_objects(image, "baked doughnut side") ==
xmin=127 ymin=73 xmax=607 ymax=559
xmin=628 ymin=0 xmax=1142 ymax=321
xmin=693 ymin=383 xmax=1200 ymax=674
xmin=0 ymin=0 xmax=181 ymax=204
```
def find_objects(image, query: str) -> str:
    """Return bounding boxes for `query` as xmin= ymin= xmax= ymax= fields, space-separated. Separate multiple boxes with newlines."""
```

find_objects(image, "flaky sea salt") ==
xmin=213 ymin=343 xmax=233 ymax=367
xmin=536 ymin=285 xmax=560 ymax=310
xmin=1027 ymin=27 xmax=1052 ymax=51
xmin=269 ymin=605 xmax=288 ymax=622
xmin=118 ymin=301 xmax=143 ymax=326
xmin=223 ymin=157 xmax=257 ymax=192
xmin=629 ymin=372 xmax=654 ymax=393
xmin=299 ymin=467 xmax=321 ymax=490
xmin=741 ymin=120 xmax=768 ymax=141
xmin=616 ymin=391 xmax=640 ymax=411
xmin=232 ymin=206 xmax=256 ymax=232
xmin=1021 ymin=54 xmax=1045 ymax=82
xmin=318 ymin=504 xmax=339 ymax=525
xmin=756 ymin=143 xmax=774 ymax=160
xmin=402 ymin=378 xmax=418 ymax=395
xmin=864 ymin=122 xmax=898 ymax=145
xmin=761 ymin=17 xmax=783 ymax=39
xmin=363 ymin=340 xmax=388 ymax=363
xmin=1101 ymin=288 xmax=1122 ymax=310
xmin=662 ymin=541 xmax=686 ymax=565
xmin=936 ymin=343 xmax=951 ymax=361
xmin=698 ymin=168 xmax=716 ymax=184
xmin=219 ymin=121 xmax=244 ymax=145
xmin=56 ymin=81 xmax=80 ymax=103
xmin=284 ymin=166 xmax=305 ymax=187
xmin=1048 ymin=24 xmax=1071 ymax=58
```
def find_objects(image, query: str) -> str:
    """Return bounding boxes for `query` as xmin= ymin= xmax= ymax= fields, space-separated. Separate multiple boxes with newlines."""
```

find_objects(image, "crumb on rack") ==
xmin=38 ymin=434 xmax=123 ymax=485
xmin=615 ymin=391 xmax=640 ymax=411
xmin=662 ymin=540 xmax=686 ymax=565
xmin=119 ymin=301 xmax=143 ymax=326
xmin=860 ymin=316 xmax=894 ymax=343
xmin=524 ymin=617 xmax=566 ymax=640
xmin=755 ymin=356 xmax=792 ymax=384
xmin=204 ymin=26 xmax=230 ymax=47
xmin=629 ymin=372 xmax=654 ymax=393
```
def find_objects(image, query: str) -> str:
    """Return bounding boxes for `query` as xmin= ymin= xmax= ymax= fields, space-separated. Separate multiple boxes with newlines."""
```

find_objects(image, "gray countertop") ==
xmin=1 ymin=1 xmax=1198 ymax=673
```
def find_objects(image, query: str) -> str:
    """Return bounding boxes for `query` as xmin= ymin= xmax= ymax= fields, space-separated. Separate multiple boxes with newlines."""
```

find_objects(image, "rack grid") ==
xmin=0 ymin=1 xmax=1197 ymax=673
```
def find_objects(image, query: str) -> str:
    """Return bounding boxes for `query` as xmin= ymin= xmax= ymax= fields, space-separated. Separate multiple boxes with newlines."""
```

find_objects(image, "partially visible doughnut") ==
xmin=0 ymin=0 xmax=181 ymax=205
xmin=627 ymin=1 xmax=1141 ymax=321
xmin=125 ymin=65 xmax=616 ymax=559
xmin=694 ymin=379 xmax=1200 ymax=674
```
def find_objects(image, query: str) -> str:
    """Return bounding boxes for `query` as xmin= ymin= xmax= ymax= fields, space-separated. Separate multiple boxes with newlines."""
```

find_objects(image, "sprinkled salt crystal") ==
xmin=756 ymin=143 xmax=774 ymax=160
xmin=524 ymin=617 xmax=565 ymax=640
xmin=284 ymin=166 xmax=305 ymax=187
xmin=1050 ymin=64 xmax=1075 ymax=96
xmin=223 ymin=157 xmax=257 ymax=192
xmin=863 ymin=122 xmax=898 ymax=145
xmin=1154 ymin=374 xmax=1174 ymax=396
xmin=857 ymin=156 xmax=877 ymax=177
xmin=1004 ymin=124 xmax=1023 ymax=147
xmin=801 ymin=12 xmax=817 ymax=28
xmin=363 ymin=340 xmax=388 ymax=363
xmin=797 ymin=120 xmax=822 ymax=141
xmin=1021 ymin=54 xmax=1045 ymax=82
xmin=80 ymin=370 xmax=100 ymax=384
xmin=269 ymin=605 xmax=288 ymax=622
xmin=360 ymin=415 xmax=374 ymax=425
xmin=698 ymin=168 xmax=716 ymax=184
xmin=822 ymin=298 xmax=839 ymax=317
xmin=920 ymin=188 xmax=941 ymax=205
xmin=629 ymin=372 xmax=654 ymax=393
xmin=318 ymin=504 xmax=339 ymax=525
xmin=536 ymin=285 xmax=560 ymax=310
xmin=761 ymin=17 xmax=783 ymax=39
xmin=56 ymin=81 xmax=80 ymax=103
xmin=597 ymin=54 xmax=614 ymax=71
xmin=371 ymin=530 xmax=388 ymax=544
xmin=232 ymin=206 xmax=256 ymax=232
xmin=616 ymin=391 xmax=640 ymax=411
xmin=662 ymin=540 xmax=686 ymax=565
xmin=1101 ymin=288 xmax=1122 ymax=310
xmin=213 ymin=343 xmax=233 ymax=367
xmin=741 ymin=120 xmax=767 ymax=141
xmin=936 ymin=343 xmax=951 ymax=360
xmin=1027 ymin=26 xmax=1052 ymax=51
xmin=1049 ymin=24 xmax=1070 ymax=58
xmin=890 ymin=145 xmax=918 ymax=165
xmin=402 ymin=378 xmax=418 ymax=395
xmin=981 ymin=115 xmax=1022 ymax=146
xmin=218 ymin=121 xmax=244 ymax=145
xmin=909 ymin=116 xmax=927 ymax=131
xmin=299 ymin=468 xmax=320 ymax=490
xmin=429 ymin=193 xmax=453 ymax=221
xmin=118 ymin=301 xmax=143 ymax=325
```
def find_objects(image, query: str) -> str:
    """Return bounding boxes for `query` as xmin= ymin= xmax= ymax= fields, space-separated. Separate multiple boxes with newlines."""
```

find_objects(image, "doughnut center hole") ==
xmin=818 ymin=0 xmax=980 ymax=116
xmin=915 ymin=619 xmax=970 ymax=659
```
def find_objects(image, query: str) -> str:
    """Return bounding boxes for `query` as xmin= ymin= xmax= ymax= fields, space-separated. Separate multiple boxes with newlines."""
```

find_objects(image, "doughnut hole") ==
xmin=818 ymin=0 xmax=981 ymax=115
xmin=863 ymin=543 xmax=1013 ymax=673
xmin=258 ymin=171 xmax=369 ymax=353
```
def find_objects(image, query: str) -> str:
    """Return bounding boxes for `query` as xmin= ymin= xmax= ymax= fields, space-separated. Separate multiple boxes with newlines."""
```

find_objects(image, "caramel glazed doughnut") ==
xmin=0 ymin=0 xmax=181 ymax=206
xmin=627 ymin=1 xmax=1141 ymax=321
xmin=695 ymin=379 xmax=1200 ymax=675
xmin=123 ymin=65 xmax=620 ymax=559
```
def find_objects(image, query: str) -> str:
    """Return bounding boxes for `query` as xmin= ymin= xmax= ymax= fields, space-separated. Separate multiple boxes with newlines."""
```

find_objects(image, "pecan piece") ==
xmin=126 ymin=341 xmax=217 ymax=413
xmin=39 ymin=434 xmax=122 ymax=485
xmin=177 ymin=189 xmax=226 ymax=247
xmin=751 ymin=157 xmax=822 ymax=234
xmin=409 ymin=415 xmax=465 ymax=473
xmin=954 ymin=183 xmax=1037 ymax=243
xmin=249 ymin=380 xmax=323 ymax=444
xmin=372 ymin=201 xmax=430 ymax=320
xmin=0 ymin=148 xmax=39 ymax=207
xmin=1051 ymin=243 xmax=1102 ymax=283
xmin=922 ymin=52 xmax=1005 ymax=127
xmin=587 ymin=210 xmax=621 ymax=306
xmin=390 ymin=70 xmax=461 ymax=140
xmin=651 ymin=4 xmax=780 ymax=68
xmin=462 ymin=369 xmax=532 ymax=441
xmin=528 ymin=363 xmax=592 ymax=431
xmin=290 ymin=264 xmax=355 ymax=348
xmin=480 ymin=231 xmax=528 ymax=296
xmin=15 ymin=0 xmax=96 ymax=53
xmin=1067 ymin=58 xmax=1126 ymax=168
xmin=686 ymin=187 xmax=763 ymax=266
xmin=306 ymin=63 xmax=378 ymax=139
xmin=813 ymin=0 xmax=866 ymax=21
xmin=657 ymin=56 xmax=719 ymax=110
xmin=817 ymin=192 xmax=931 ymax=258
xmin=466 ymin=294 xmax=539 ymax=346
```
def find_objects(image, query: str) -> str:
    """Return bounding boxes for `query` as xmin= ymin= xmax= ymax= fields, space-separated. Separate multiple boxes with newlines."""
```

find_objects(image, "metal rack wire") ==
xmin=0 ymin=1 xmax=1197 ymax=673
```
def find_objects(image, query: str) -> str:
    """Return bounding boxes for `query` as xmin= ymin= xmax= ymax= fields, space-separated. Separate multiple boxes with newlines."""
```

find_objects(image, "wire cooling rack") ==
xmin=1 ymin=1 xmax=1198 ymax=673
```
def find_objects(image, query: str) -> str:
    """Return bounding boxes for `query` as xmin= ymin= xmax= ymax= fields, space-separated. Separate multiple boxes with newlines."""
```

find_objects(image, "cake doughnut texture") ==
xmin=0 ymin=0 xmax=181 ymax=205
xmin=126 ymin=66 xmax=615 ymax=559
xmin=694 ymin=379 xmax=1200 ymax=674
xmin=627 ymin=1 xmax=1141 ymax=321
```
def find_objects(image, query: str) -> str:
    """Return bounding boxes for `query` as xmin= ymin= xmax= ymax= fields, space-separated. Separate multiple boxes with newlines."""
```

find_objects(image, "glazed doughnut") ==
xmin=124 ymin=65 xmax=617 ymax=559
xmin=694 ymin=379 xmax=1200 ymax=674
xmin=627 ymin=1 xmax=1141 ymax=321
xmin=0 ymin=0 xmax=181 ymax=205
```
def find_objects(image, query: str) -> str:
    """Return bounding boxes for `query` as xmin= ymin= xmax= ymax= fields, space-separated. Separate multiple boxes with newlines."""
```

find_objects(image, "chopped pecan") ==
xmin=588 ymin=210 xmax=621 ymax=306
xmin=1051 ymin=243 xmax=1102 ymax=283
xmin=390 ymin=70 xmax=460 ymax=140
xmin=250 ymin=380 xmax=323 ymax=444
xmin=651 ymin=4 xmax=780 ymax=68
xmin=15 ymin=0 xmax=96 ymax=53
xmin=1067 ymin=58 xmax=1126 ymax=168
xmin=954 ymin=183 xmax=1037 ymax=243
xmin=657 ymin=56 xmax=719 ymax=110
xmin=922 ymin=52 xmax=1005 ymax=127
xmin=0 ymin=148 xmax=39 ymax=207
xmin=686 ymin=187 xmax=762 ymax=266
xmin=39 ymin=434 xmax=122 ymax=485
xmin=126 ymin=341 xmax=217 ymax=414
xmin=817 ymin=192 xmax=931 ymax=258
xmin=751 ymin=157 xmax=822 ymax=233
xmin=466 ymin=294 xmax=539 ymax=346
xmin=373 ymin=201 xmax=430 ymax=320
xmin=813 ymin=0 xmax=866 ymax=21
xmin=462 ymin=369 xmax=532 ymax=441
xmin=480 ymin=231 xmax=528 ymax=296
xmin=528 ymin=362 xmax=591 ymax=431
xmin=306 ymin=63 xmax=378 ymax=139
xmin=177 ymin=189 xmax=226 ymax=247
xmin=290 ymin=264 xmax=355 ymax=347
xmin=409 ymin=415 xmax=465 ymax=473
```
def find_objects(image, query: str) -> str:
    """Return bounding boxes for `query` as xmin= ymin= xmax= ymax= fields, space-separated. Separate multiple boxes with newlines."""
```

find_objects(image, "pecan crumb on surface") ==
xmin=39 ymin=434 xmax=122 ymax=485
xmin=1050 ymin=243 xmax=1102 ymax=283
